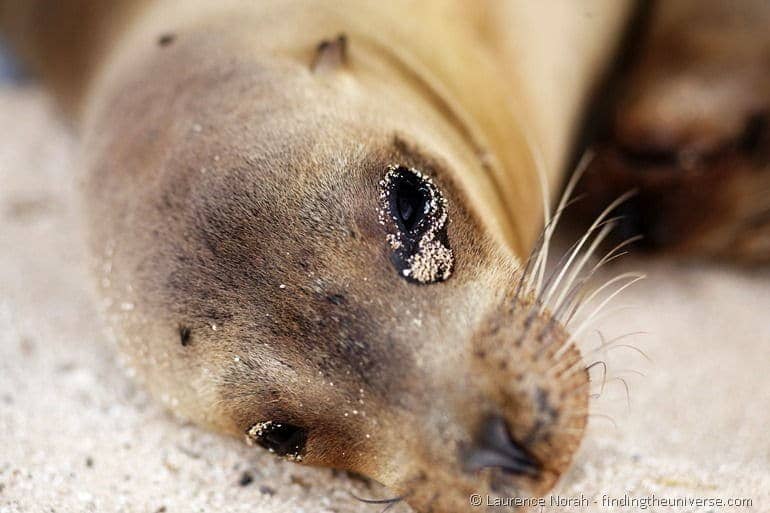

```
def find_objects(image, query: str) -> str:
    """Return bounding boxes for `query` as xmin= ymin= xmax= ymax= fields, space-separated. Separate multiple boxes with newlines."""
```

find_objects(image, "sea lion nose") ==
xmin=461 ymin=416 xmax=540 ymax=477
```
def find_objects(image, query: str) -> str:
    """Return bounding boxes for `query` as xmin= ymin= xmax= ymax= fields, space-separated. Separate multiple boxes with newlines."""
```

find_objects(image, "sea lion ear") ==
xmin=311 ymin=34 xmax=348 ymax=73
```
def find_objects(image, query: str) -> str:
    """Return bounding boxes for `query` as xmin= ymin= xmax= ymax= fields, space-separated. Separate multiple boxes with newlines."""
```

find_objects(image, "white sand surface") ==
xmin=1 ymin=86 xmax=769 ymax=513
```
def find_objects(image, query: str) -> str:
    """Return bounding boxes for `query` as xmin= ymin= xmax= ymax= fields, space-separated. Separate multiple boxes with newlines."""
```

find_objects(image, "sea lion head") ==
xmin=83 ymin=28 xmax=589 ymax=512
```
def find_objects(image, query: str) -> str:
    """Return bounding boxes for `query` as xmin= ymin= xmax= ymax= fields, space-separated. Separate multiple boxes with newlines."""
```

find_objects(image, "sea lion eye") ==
xmin=392 ymin=171 xmax=430 ymax=232
xmin=379 ymin=165 xmax=454 ymax=284
xmin=246 ymin=421 xmax=307 ymax=461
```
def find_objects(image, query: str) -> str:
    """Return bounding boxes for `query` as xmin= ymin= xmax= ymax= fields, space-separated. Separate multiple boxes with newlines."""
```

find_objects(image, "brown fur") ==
xmin=579 ymin=0 xmax=770 ymax=262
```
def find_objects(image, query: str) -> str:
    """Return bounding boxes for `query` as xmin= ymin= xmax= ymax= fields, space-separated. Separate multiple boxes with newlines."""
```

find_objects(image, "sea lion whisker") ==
xmin=547 ymin=305 xmax=636 ymax=367
xmin=584 ymin=330 xmax=649 ymax=359
xmin=562 ymin=303 xmax=641 ymax=360
xmin=351 ymin=493 xmax=407 ymax=506
xmin=561 ymin=287 xmax=588 ymax=327
xmin=529 ymin=224 xmax=614 ymax=349
xmin=531 ymin=151 xmax=592 ymax=297
xmin=530 ymin=193 xmax=588 ymax=294
xmin=539 ymin=215 xmax=616 ymax=314
xmin=516 ymin=197 xmax=592 ymax=338
xmin=538 ymin=187 xmax=635 ymax=310
xmin=513 ymin=232 xmax=545 ymax=305
xmin=594 ymin=248 xmax=632 ymax=268
xmin=585 ymin=360 xmax=608 ymax=397
xmin=349 ymin=475 xmax=420 ymax=509
xmin=606 ymin=376 xmax=632 ymax=412
xmin=546 ymin=220 xmax=618 ymax=315
xmin=558 ymin=237 xmax=643 ymax=325
xmin=554 ymin=232 xmax=642 ymax=324
xmin=565 ymin=272 xmax=644 ymax=331
xmin=605 ymin=343 xmax=652 ymax=362
xmin=532 ymin=142 xmax=554 ymax=298
xmin=536 ymin=228 xmax=640 ymax=363
xmin=589 ymin=233 xmax=644 ymax=270
xmin=534 ymin=239 xmax=633 ymax=360
xmin=533 ymin=151 xmax=593 ymax=291
xmin=558 ymin=329 xmax=643 ymax=385
xmin=534 ymin=226 xmax=586 ymax=310
xmin=513 ymin=196 xmax=579 ymax=304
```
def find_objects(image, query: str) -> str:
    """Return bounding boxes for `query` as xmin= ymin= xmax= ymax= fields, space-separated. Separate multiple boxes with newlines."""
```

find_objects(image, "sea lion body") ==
xmin=580 ymin=0 xmax=770 ymax=261
xmin=1 ymin=1 xmax=634 ymax=511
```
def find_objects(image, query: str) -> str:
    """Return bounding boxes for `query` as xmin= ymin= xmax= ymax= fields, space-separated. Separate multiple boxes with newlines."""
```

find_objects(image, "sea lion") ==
xmin=578 ymin=0 xmax=770 ymax=263
xmin=0 ymin=1 xmax=635 ymax=511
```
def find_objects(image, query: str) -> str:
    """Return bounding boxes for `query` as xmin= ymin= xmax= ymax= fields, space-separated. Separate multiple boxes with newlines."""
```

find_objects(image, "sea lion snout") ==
xmin=367 ymin=296 xmax=590 ymax=512
xmin=466 ymin=299 xmax=589 ymax=494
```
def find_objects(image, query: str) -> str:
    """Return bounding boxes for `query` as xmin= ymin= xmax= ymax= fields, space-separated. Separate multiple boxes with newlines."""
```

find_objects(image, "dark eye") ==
xmin=392 ymin=172 xmax=430 ymax=232
xmin=379 ymin=165 xmax=453 ymax=284
xmin=246 ymin=421 xmax=307 ymax=461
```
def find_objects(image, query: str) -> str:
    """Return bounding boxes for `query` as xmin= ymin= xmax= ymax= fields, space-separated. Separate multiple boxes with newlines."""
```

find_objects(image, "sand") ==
xmin=1 ymin=86 xmax=769 ymax=513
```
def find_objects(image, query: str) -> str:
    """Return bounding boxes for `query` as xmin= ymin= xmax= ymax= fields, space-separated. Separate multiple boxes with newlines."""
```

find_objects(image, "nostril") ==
xmin=462 ymin=416 xmax=540 ymax=477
